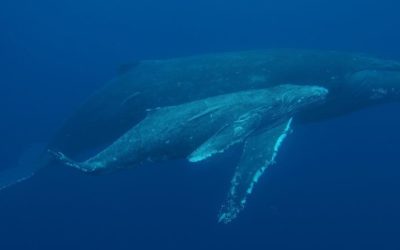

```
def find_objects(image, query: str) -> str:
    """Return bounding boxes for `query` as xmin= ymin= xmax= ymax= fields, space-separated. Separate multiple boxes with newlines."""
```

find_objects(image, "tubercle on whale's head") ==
xmin=301 ymin=86 xmax=330 ymax=104
xmin=348 ymin=69 xmax=400 ymax=103
xmin=276 ymin=84 xmax=329 ymax=110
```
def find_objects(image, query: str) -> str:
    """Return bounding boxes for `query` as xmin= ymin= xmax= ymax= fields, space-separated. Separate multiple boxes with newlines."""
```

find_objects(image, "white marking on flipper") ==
xmin=218 ymin=118 xmax=294 ymax=224
xmin=246 ymin=117 xmax=293 ymax=196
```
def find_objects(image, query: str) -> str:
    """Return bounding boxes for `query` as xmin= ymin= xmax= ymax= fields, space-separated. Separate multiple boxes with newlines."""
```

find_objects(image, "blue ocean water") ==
xmin=1 ymin=0 xmax=400 ymax=249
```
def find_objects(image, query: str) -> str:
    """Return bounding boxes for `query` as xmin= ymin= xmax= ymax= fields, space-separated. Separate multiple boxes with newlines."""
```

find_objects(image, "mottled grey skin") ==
xmin=47 ymin=50 xmax=400 ymax=160
xmin=52 ymin=85 xmax=327 ymax=174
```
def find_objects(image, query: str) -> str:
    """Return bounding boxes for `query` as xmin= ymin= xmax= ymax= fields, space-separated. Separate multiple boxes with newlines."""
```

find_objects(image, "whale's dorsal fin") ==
xmin=187 ymin=109 xmax=265 ymax=163
xmin=218 ymin=118 xmax=293 ymax=224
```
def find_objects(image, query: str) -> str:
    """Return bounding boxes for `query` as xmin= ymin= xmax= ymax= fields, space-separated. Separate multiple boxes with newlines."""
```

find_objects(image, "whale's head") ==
xmin=348 ymin=69 xmax=400 ymax=103
xmin=274 ymin=84 xmax=329 ymax=111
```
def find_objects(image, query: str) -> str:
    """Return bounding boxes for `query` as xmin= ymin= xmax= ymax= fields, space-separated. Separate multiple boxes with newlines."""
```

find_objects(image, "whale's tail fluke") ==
xmin=0 ymin=143 xmax=45 ymax=191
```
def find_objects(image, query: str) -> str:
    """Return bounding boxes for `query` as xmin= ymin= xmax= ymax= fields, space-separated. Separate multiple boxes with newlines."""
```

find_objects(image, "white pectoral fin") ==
xmin=187 ymin=110 xmax=263 ymax=163
xmin=218 ymin=118 xmax=293 ymax=224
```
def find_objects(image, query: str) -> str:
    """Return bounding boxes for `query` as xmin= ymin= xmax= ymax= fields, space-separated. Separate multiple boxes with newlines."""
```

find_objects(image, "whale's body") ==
xmin=2 ymin=49 xmax=400 ymax=222
xmin=52 ymin=84 xmax=328 ymax=222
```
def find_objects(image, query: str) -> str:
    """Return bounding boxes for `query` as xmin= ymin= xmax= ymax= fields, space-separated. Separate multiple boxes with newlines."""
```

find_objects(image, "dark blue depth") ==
xmin=1 ymin=0 xmax=400 ymax=249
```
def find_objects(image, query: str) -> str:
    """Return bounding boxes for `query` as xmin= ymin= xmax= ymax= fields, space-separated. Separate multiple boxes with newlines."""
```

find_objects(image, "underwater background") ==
xmin=1 ymin=0 xmax=400 ymax=249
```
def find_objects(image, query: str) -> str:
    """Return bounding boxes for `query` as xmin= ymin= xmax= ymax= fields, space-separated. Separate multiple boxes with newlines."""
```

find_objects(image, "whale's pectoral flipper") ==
xmin=188 ymin=109 xmax=266 ymax=163
xmin=218 ymin=118 xmax=293 ymax=224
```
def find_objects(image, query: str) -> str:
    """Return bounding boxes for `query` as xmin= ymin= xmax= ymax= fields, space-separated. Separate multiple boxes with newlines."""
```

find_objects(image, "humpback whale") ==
xmin=46 ymin=50 xmax=400 ymax=159
xmin=51 ymin=85 xmax=328 ymax=222
xmin=2 ymin=49 xmax=399 ymax=222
